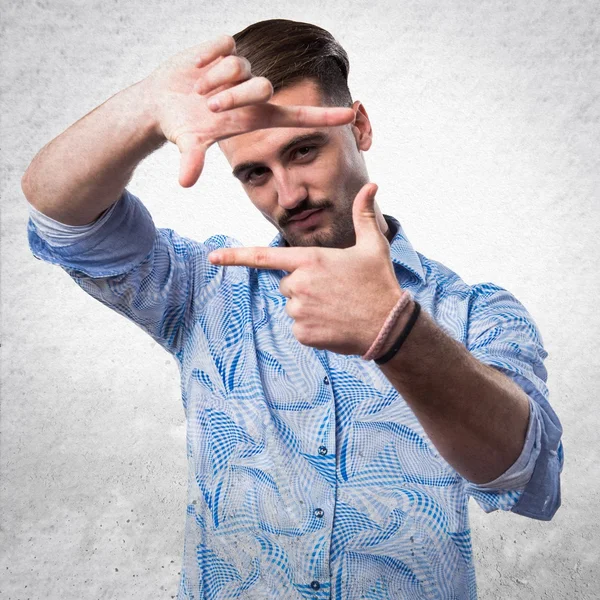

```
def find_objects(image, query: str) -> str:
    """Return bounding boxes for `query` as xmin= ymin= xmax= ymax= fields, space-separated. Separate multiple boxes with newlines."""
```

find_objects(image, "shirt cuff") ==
xmin=471 ymin=395 xmax=542 ymax=490
xmin=27 ymin=200 xmax=119 ymax=245
xmin=27 ymin=189 xmax=156 ymax=278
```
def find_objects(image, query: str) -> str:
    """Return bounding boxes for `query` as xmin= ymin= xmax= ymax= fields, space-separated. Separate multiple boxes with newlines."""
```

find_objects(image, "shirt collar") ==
xmin=268 ymin=213 xmax=426 ymax=284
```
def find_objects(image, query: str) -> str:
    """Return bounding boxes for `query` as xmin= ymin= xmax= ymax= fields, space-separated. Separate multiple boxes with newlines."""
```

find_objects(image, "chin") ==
xmin=296 ymin=232 xmax=353 ymax=250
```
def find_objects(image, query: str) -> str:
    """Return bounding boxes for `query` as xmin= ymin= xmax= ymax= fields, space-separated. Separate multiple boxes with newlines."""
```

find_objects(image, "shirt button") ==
xmin=314 ymin=508 xmax=324 ymax=518
xmin=323 ymin=376 xmax=329 ymax=385
xmin=310 ymin=580 xmax=321 ymax=590
xmin=318 ymin=446 xmax=328 ymax=456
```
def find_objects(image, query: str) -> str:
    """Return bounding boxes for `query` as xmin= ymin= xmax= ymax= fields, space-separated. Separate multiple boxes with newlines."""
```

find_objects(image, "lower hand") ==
xmin=207 ymin=183 xmax=404 ymax=356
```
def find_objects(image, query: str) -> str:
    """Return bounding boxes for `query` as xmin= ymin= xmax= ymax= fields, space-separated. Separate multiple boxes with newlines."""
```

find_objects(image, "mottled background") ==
xmin=1 ymin=0 xmax=599 ymax=598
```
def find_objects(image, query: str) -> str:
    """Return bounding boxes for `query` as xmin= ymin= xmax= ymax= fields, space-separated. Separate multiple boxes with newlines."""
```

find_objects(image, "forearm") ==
xmin=21 ymin=79 xmax=165 ymax=225
xmin=377 ymin=294 xmax=531 ymax=484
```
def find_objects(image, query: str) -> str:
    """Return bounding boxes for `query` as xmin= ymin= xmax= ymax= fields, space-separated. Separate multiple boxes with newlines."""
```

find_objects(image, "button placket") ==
xmin=307 ymin=369 xmax=332 ymax=597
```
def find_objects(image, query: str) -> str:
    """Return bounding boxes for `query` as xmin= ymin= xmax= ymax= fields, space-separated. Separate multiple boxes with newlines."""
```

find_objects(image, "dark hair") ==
xmin=233 ymin=19 xmax=353 ymax=107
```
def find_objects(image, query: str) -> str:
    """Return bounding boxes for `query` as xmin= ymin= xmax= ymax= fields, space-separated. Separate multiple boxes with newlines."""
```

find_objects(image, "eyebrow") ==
xmin=231 ymin=132 xmax=330 ymax=180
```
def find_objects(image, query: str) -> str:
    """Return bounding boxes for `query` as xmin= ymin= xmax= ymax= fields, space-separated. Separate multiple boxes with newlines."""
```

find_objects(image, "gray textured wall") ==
xmin=2 ymin=0 xmax=599 ymax=598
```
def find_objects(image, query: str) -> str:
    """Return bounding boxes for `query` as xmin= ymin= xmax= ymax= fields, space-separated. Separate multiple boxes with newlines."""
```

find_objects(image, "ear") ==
xmin=351 ymin=101 xmax=373 ymax=151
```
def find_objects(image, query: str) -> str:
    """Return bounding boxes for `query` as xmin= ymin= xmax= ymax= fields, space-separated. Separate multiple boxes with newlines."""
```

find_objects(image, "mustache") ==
xmin=284 ymin=202 xmax=330 ymax=225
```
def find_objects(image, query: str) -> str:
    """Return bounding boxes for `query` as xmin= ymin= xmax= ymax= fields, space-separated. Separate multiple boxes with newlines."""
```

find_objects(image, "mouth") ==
xmin=288 ymin=209 xmax=324 ymax=229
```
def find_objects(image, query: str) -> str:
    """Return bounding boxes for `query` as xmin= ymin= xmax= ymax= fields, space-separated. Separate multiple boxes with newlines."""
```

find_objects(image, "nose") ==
xmin=273 ymin=167 xmax=309 ymax=211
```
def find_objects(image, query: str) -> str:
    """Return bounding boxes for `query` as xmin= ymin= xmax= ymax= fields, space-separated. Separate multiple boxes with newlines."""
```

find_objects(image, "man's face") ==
xmin=218 ymin=79 xmax=375 ymax=249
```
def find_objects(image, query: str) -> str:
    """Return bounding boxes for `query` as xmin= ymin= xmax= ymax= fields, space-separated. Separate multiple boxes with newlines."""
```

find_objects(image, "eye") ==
xmin=245 ymin=167 xmax=269 ymax=185
xmin=293 ymin=146 xmax=316 ymax=160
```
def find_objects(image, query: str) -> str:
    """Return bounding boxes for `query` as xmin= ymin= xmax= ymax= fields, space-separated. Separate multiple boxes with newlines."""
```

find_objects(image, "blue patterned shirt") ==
xmin=27 ymin=190 xmax=563 ymax=599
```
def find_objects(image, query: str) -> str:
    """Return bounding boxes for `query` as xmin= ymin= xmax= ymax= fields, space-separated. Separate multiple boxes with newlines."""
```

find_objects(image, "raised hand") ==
xmin=144 ymin=35 xmax=356 ymax=188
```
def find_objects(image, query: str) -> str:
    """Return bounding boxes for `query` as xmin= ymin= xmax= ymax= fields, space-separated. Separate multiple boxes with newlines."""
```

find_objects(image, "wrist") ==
xmin=377 ymin=296 xmax=416 ymax=357
xmin=128 ymin=79 xmax=167 ymax=150
xmin=362 ymin=288 xmax=414 ymax=362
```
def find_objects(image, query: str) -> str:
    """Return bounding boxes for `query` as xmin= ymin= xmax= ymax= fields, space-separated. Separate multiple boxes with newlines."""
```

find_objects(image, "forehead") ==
xmin=218 ymin=79 xmax=329 ymax=165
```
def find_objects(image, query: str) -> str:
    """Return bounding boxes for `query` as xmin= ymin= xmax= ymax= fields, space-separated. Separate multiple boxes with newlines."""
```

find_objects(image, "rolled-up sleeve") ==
xmin=27 ymin=189 xmax=238 ymax=357
xmin=463 ymin=282 xmax=563 ymax=521
xmin=28 ymin=188 xmax=157 ymax=277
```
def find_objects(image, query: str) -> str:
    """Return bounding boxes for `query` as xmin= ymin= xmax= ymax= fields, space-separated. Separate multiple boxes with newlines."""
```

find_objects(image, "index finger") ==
xmin=208 ymin=247 xmax=305 ymax=272
xmin=217 ymin=104 xmax=356 ymax=139
xmin=264 ymin=104 xmax=356 ymax=129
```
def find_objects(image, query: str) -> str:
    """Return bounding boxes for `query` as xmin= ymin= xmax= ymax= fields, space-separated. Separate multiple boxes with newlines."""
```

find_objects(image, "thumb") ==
xmin=176 ymin=134 xmax=207 ymax=188
xmin=352 ymin=182 xmax=381 ymax=245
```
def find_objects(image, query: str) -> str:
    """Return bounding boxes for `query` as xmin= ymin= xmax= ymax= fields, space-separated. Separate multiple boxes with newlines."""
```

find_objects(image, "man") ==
xmin=23 ymin=18 xmax=563 ymax=600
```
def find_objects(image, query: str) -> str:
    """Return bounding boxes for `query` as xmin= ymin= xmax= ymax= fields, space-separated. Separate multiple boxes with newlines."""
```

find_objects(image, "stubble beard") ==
xmin=283 ymin=196 xmax=358 ymax=249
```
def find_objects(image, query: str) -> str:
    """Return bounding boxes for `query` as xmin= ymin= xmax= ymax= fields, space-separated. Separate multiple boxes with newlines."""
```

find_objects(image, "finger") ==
xmin=193 ymin=55 xmax=252 ymax=95
xmin=269 ymin=104 xmax=357 ymax=128
xmin=176 ymin=134 xmax=207 ymax=188
xmin=216 ymin=104 xmax=356 ymax=139
xmin=208 ymin=247 xmax=304 ymax=272
xmin=352 ymin=182 xmax=381 ymax=242
xmin=207 ymin=77 xmax=273 ymax=112
xmin=193 ymin=34 xmax=236 ymax=68
xmin=175 ymin=35 xmax=237 ymax=70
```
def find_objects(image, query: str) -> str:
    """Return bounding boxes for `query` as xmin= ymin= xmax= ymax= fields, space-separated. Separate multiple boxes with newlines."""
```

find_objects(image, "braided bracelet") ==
xmin=362 ymin=290 xmax=412 ymax=361
xmin=374 ymin=300 xmax=421 ymax=365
